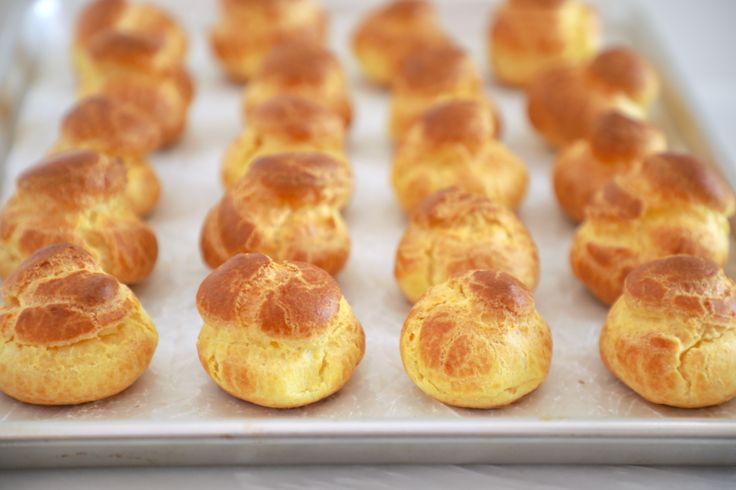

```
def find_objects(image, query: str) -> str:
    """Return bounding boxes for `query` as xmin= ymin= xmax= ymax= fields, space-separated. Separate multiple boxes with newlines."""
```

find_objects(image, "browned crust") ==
xmin=624 ymin=255 xmax=736 ymax=318
xmin=60 ymin=96 xmax=162 ymax=155
xmin=17 ymin=150 xmax=127 ymax=205
xmin=255 ymin=41 xmax=341 ymax=85
xmin=588 ymin=111 xmax=665 ymax=163
xmin=196 ymin=252 xmax=342 ymax=338
xmin=2 ymin=243 xmax=130 ymax=345
xmin=248 ymin=95 xmax=344 ymax=142
xmin=244 ymin=152 xmax=352 ymax=206
xmin=88 ymin=30 xmax=165 ymax=71
xmin=412 ymin=187 xmax=502 ymax=226
xmin=75 ymin=0 xmax=127 ymax=47
xmin=418 ymin=99 xmax=497 ymax=151
xmin=640 ymin=153 xmax=736 ymax=214
xmin=586 ymin=46 xmax=657 ymax=100
xmin=394 ymin=44 xmax=479 ymax=93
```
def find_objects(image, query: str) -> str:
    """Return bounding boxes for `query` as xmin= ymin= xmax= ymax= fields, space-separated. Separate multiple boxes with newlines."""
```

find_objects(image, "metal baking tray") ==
xmin=1 ymin=0 xmax=735 ymax=467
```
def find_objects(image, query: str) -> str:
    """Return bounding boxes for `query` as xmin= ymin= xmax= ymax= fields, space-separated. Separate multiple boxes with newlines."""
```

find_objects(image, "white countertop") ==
xmin=1 ymin=0 xmax=736 ymax=487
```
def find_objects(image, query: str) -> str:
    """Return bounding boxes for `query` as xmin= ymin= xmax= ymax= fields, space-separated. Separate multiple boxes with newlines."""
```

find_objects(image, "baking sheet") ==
xmin=1 ymin=0 xmax=735 ymax=466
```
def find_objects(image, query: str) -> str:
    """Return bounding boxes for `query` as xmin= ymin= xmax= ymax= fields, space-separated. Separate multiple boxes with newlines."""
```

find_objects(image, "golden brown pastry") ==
xmin=389 ymin=44 xmax=500 ymax=142
xmin=553 ymin=111 xmax=666 ymax=223
xmin=201 ymin=152 xmax=352 ymax=275
xmin=242 ymin=41 xmax=352 ymax=127
xmin=570 ymin=152 xmax=735 ymax=305
xmin=352 ymin=0 xmax=451 ymax=87
xmin=392 ymin=99 xmax=524 ymax=212
xmin=76 ymin=31 xmax=194 ymax=147
xmin=196 ymin=252 xmax=365 ymax=408
xmin=73 ymin=0 xmax=187 ymax=72
xmin=600 ymin=255 xmax=736 ymax=408
xmin=0 ymin=243 xmax=158 ymax=405
xmin=210 ymin=0 xmax=327 ymax=83
xmin=0 ymin=150 xmax=158 ymax=284
xmin=527 ymin=46 xmax=660 ymax=147
xmin=51 ymin=96 xmax=162 ymax=217
xmin=395 ymin=188 xmax=539 ymax=304
xmin=489 ymin=0 xmax=600 ymax=87
xmin=221 ymin=95 xmax=346 ymax=188
xmin=400 ymin=269 xmax=552 ymax=408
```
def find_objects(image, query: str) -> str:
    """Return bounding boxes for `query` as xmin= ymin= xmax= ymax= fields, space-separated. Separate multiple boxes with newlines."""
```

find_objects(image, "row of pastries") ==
xmin=0 ymin=0 xmax=199 ymax=404
xmin=0 ymin=0 xmax=734 ymax=412
xmin=494 ymin=0 xmax=736 ymax=407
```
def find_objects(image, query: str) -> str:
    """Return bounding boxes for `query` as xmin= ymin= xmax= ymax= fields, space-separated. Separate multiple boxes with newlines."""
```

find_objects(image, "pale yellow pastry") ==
xmin=600 ymin=255 xmax=736 ymax=408
xmin=352 ymin=0 xmax=451 ymax=87
xmin=196 ymin=252 xmax=365 ymax=408
xmin=0 ymin=150 xmax=158 ymax=284
xmin=221 ymin=95 xmax=346 ymax=188
xmin=73 ymin=0 xmax=187 ymax=73
xmin=201 ymin=152 xmax=352 ymax=275
xmin=400 ymin=269 xmax=552 ymax=408
xmin=242 ymin=41 xmax=352 ymax=127
xmin=210 ymin=0 xmax=327 ymax=83
xmin=51 ymin=96 xmax=162 ymax=217
xmin=553 ymin=111 xmax=666 ymax=223
xmin=527 ymin=46 xmax=659 ymax=147
xmin=0 ymin=243 xmax=158 ymax=405
xmin=389 ymin=44 xmax=500 ymax=142
xmin=392 ymin=98 xmax=523 ymax=212
xmin=76 ymin=30 xmax=194 ymax=147
xmin=395 ymin=188 xmax=539 ymax=304
xmin=570 ymin=152 xmax=735 ymax=305
xmin=489 ymin=0 xmax=600 ymax=87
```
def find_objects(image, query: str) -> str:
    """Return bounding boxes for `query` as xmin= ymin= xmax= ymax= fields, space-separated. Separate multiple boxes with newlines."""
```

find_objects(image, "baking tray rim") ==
xmin=1 ymin=0 xmax=736 ymax=465
xmin=2 ymin=418 xmax=736 ymax=442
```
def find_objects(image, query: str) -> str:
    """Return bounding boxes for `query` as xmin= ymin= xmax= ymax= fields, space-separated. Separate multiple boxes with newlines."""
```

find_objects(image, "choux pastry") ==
xmin=392 ymin=98 xmax=524 ymax=212
xmin=527 ymin=46 xmax=659 ymax=147
xmin=201 ymin=152 xmax=352 ymax=275
xmin=553 ymin=111 xmax=666 ymax=223
xmin=400 ymin=269 xmax=552 ymax=408
xmin=489 ymin=0 xmax=600 ymax=87
xmin=76 ymin=30 xmax=194 ymax=147
xmin=51 ymin=96 xmax=162 ymax=217
xmin=0 ymin=150 xmax=158 ymax=284
xmin=210 ymin=0 xmax=327 ymax=83
xmin=196 ymin=252 xmax=365 ymax=408
xmin=352 ymin=0 xmax=451 ymax=87
xmin=395 ymin=187 xmax=539 ymax=303
xmin=242 ymin=41 xmax=352 ymax=127
xmin=600 ymin=255 xmax=736 ymax=408
xmin=221 ymin=95 xmax=346 ymax=188
xmin=0 ymin=243 xmax=158 ymax=405
xmin=73 ymin=0 xmax=187 ymax=72
xmin=570 ymin=152 xmax=735 ymax=305
xmin=389 ymin=44 xmax=499 ymax=142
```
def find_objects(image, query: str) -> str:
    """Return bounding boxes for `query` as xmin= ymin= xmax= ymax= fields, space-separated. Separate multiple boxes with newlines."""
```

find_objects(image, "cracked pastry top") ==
xmin=392 ymin=98 xmax=521 ymax=213
xmin=600 ymin=254 xmax=736 ymax=408
xmin=196 ymin=252 xmax=365 ymax=408
xmin=400 ymin=269 xmax=552 ymax=408
xmin=395 ymin=187 xmax=539 ymax=304
xmin=0 ymin=150 xmax=158 ymax=284
xmin=0 ymin=243 xmax=158 ymax=405
xmin=221 ymin=95 xmax=346 ymax=188
xmin=570 ymin=152 xmax=735 ymax=305
xmin=200 ymin=152 xmax=352 ymax=275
